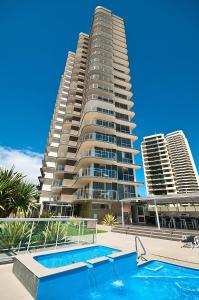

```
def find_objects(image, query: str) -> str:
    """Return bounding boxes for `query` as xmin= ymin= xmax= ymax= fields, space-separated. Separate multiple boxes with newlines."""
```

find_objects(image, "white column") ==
xmin=154 ymin=199 xmax=160 ymax=230
xmin=121 ymin=201 xmax=124 ymax=226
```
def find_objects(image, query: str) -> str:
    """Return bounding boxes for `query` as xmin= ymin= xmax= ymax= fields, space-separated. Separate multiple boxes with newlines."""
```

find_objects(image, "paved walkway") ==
xmin=0 ymin=231 xmax=199 ymax=299
xmin=97 ymin=232 xmax=199 ymax=268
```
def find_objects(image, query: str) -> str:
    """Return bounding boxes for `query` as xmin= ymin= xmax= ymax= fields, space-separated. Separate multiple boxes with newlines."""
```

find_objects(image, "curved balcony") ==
xmin=75 ymin=167 xmax=135 ymax=184
xmin=51 ymin=179 xmax=63 ymax=191
xmin=82 ymin=107 xmax=115 ymax=123
xmin=73 ymin=189 xmax=137 ymax=201
xmin=82 ymin=106 xmax=135 ymax=130
xmin=78 ymin=132 xmax=138 ymax=154
xmin=75 ymin=149 xmax=141 ymax=170
xmin=76 ymin=167 xmax=117 ymax=180
xmin=79 ymin=119 xmax=137 ymax=140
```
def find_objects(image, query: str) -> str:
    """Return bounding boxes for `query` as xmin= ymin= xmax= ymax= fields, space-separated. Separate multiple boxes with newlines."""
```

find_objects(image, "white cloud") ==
xmin=0 ymin=146 xmax=43 ymax=184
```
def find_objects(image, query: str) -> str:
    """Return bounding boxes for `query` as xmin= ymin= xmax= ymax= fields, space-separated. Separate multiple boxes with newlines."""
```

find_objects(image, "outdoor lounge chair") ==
xmin=194 ymin=236 xmax=199 ymax=248
xmin=181 ymin=235 xmax=196 ymax=248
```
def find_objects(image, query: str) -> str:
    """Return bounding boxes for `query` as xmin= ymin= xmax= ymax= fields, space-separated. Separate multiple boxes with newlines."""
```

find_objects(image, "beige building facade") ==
xmin=39 ymin=6 xmax=141 ymax=220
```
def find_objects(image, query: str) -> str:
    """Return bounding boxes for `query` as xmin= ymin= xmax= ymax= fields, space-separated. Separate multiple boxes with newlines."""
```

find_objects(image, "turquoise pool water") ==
xmin=36 ymin=251 xmax=199 ymax=300
xmin=34 ymin=246 xmax=120 ymax=268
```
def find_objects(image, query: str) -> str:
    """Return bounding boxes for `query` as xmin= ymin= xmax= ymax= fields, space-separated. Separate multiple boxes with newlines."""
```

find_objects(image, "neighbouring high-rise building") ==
xmin=39 ymin=6 xmax=141 ymax=219
xmin=142 ymin=131 xmax=199 ymax=195
xmin=141 ymin=134 xmax=177 ymax=196
xmin=166 ymin=131 xmax=199 ymax=194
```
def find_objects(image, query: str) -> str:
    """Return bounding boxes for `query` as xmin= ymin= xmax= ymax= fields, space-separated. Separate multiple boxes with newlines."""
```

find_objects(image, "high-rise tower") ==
xmin=141 ymin=134 xmax=176 ymax=195
xmin=166 ymin=131 xmax=199 ymax=193
xmin=142 ymin=131 xmax=199 ymax=196
xmin=39 ymin=6 xmax=141 ymax=219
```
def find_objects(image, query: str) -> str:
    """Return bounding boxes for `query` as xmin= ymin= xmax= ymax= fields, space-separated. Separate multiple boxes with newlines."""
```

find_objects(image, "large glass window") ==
xmin=115 ymin=112 xmax=129 ymax=121
xmin=117 ymin=137 xmax=131 ymax=148
xmin=96 ymin=119 xmax=114 ymax=128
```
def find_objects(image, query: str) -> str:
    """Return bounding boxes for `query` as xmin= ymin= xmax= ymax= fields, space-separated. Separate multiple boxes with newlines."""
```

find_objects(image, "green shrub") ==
xmin=0 ymin=222 xmax=31 ymax=250
xmin=102 ymin=214 xmax=118 ymax=226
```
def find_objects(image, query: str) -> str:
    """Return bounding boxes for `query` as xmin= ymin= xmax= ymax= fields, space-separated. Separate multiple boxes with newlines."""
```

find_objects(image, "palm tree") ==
xmin=0 ymin=167 xmax=23 ymax=217
xmin=0 ymin=166 xmax=39 ymax=217
xmin=13 ymin=182 xmax=39 ymax=217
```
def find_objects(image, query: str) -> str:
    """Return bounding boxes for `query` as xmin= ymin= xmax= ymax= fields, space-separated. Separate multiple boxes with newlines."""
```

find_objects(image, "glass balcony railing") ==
xmin=52 ymin=180 xmax=63 ymax=187
xmin=80 ymin=150 xmax=115 ymax=160
xmin=80 ymin=133 xmax=116 ymax=144
xmin=74 ymin=189 xmax=117 ymax=200
xmin=76 ymin=168 xmax=117 ymax=179
xmin=80 ymin=133 xmax=132 ymax=149
xmin=74 ymin=189 xmax=136 ymax=200
xmin=56 ymin=165 xmax=65 ymax=171
xmin=84 ymin=107 xmax=114 ymax=116
xmin=76 ymin=167 xmax=134 ymax=182
xmin=80 ymin=150 xmax=132 ymax=165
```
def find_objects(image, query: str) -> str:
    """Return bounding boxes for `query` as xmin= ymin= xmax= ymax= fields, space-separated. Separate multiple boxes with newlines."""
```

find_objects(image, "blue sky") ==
xmin=0 ymin=0 xmax=199 ymax=194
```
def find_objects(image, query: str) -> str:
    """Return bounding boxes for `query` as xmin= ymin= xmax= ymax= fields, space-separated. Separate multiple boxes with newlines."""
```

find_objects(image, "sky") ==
xmin=0 ymin=0 xmax=199 ymax=194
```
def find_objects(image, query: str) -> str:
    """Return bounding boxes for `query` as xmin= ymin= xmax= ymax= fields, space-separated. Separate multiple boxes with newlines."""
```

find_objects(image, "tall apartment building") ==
xmin=166 ymin=131 xmax=199 ymax=193
xmin=141 ymin=134 xmax=177 ymax=195
xmin=39 ymin=6 xmax=141 ymax=219
xmin=142 ymin=131 xmax=199 ymax=195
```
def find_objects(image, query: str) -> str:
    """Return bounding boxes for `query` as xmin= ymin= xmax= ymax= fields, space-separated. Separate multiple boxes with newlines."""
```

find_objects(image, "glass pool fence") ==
xmin=0 ymin=217 xmax=97 ymax=263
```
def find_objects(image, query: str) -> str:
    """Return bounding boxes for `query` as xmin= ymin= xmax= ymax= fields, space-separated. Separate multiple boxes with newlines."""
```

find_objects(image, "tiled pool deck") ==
xmin=1 ymin=230 xmax=199 ymax=300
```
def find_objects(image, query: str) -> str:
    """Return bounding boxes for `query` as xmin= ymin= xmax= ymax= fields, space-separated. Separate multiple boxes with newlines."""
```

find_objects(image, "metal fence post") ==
xmin=55 ymin=221 xmax=61 ymax=248
xmin=26 ymin=221 xmax=35 ymax=253
xmin=95 ymin=221 xmax=97 ymax=243
xmin=44 ymin=221 xmax=50 ymax=248
xmin=17 ymin=221 xmax=26 ymax=253
xmin=77 ymin=221 xmax=81 ymax=244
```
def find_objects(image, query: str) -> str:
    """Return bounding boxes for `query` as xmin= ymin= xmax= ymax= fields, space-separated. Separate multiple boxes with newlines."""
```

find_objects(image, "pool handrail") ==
xmin=135 ymin=236 xmax=147 ymax=262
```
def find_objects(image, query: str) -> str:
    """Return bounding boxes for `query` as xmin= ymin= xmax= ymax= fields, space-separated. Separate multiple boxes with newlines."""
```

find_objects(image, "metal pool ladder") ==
xmin=135 ymin=236 xmax=148 ymax=262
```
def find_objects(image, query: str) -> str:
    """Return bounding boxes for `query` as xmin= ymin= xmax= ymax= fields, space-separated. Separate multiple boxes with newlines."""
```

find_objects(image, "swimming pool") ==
xmin=34 ymin=245 xmax=120 ymax=268
xmin=36 ymin=252 xmax=199 ymax=300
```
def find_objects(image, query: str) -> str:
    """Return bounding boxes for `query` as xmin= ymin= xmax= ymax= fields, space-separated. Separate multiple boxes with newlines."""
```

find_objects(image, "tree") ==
xmin=0 ymin=166 xmax=39 ymax=217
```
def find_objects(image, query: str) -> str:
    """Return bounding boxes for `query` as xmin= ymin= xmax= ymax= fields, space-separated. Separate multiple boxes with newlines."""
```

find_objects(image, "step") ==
xmin=112 ymin=228 xmax=182 ymax=238
xmin=112 ymin=228 xmax=183 ymax=238
xmin=112 ymin=226 xmax=183 ymax=235
xmin=112 ymin=229 xmax=181 ymax=241
xmin=112 ymin=225 xmax=199 ymax=236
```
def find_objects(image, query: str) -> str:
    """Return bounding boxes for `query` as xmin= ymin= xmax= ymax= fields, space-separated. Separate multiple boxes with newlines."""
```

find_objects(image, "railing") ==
xmin=80 ymin=132 xmax=116 ymax=144
xmin=135 ymin=236 xmax=147 ymax=262
xmin=52 ymin=180 xmax=63 ymax=187
xmin=74 ymin=189 xmax=136 ymax=201
xmin=0 ymin=217 xmax=97 ymax=263
xmin=81 ymin=150 xmax=115 ymax=160
xmin=80 ymin=133 xmax=132 ymax=149
xmin=76 ymin=167 xmax=134 ymax=182
xmin=74 ymin=189 xmax=118 ymax=200
xmin=80 ymin=150 xmax=133 ymax=165
xmin=84 ymin=106 xmax=114 ymax=116
xmin=77 ymin=168 xmax=117 ymax=179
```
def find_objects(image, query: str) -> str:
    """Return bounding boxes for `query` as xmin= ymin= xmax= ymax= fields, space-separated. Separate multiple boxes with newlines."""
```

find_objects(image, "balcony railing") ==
xmin=80 ymin=132 xmax=116 ymax=144
xmin=74 ymin=189 xmax=136 ymax=201
xmin=56 ymin=165 xmax=65 ymax=171
xmin=80 ymin=150 xmax=133 ymax=165
xmin=52 ymin=180 xmax=63 ymax=187
xmin=77 ymin=168 xmax=117 ymax=179
xmin=76 ymin=167 xmax=134 ymax=182
xmin=81 ymin=150 xmax=115 ymax=160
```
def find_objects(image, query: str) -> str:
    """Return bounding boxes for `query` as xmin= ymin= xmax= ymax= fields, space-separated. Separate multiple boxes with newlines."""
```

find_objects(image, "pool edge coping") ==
xmin=13 ymin=244 xmax=131 ymax=279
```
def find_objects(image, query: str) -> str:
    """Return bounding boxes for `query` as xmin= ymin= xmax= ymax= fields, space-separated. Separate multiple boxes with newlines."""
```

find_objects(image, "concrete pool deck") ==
xmin=1 ymin=231 xmax=199 ymax=300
